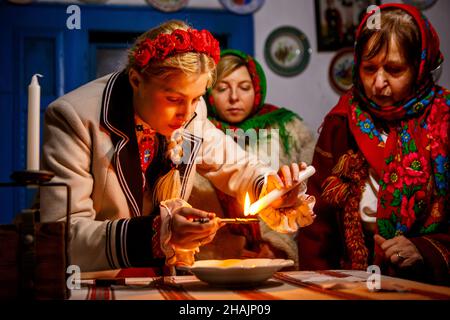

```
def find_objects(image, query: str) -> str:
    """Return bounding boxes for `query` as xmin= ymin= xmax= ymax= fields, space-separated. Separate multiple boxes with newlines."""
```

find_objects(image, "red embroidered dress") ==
xmin=134 ymin=114 xmax=166 ymax=263
xmin=134 ymin=114 xmax=156 ymax=191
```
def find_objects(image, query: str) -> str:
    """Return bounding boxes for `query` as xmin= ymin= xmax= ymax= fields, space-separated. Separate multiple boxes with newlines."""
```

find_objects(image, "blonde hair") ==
xmin=127 ymin=20 xmax=217 ymax=88
xmin=215 ymin=54 xmax=247 ymax=84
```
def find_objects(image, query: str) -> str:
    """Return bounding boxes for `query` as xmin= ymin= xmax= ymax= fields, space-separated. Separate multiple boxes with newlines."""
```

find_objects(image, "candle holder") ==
xmin=0 ymin=170 xmax=71 ymax=299
xmin=10 ymin=170 xmax=55 ymax=185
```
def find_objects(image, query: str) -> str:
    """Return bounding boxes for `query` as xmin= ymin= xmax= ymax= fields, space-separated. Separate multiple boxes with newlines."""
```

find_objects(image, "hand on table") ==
xmin=374 ymin=234 xmax=424 ymax=268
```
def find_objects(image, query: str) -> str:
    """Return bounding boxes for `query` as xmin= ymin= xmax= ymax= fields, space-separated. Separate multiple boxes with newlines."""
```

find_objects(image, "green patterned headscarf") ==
xmin=205 ymin=49 xmax=299 ymax=154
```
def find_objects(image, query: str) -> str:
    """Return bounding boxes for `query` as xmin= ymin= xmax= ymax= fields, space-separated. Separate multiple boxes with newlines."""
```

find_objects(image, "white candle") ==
xmin=247 ymin=166 xmax=316 ymax=215
xmin=27 ymin=74 xmax=43 ymax=171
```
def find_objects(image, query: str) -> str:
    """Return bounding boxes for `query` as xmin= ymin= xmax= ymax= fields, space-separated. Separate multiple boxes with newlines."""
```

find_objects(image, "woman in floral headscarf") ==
xmin=191 ymin=49 xmax=316 ymax=266
xmin=297 ymin=3 xmax=449 ymax=285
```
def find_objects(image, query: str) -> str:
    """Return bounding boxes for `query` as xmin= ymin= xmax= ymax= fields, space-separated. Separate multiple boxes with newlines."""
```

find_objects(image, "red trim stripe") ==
xmin=88 ymin=285 xmax=96 ymax=300
xmin=153 ymin=277 xmax=196 ymax=300
xmin=103 ymin=287 xmax=111 ymax=300
xmin=235 ymin=289 xmax=281 ymax=300
xmin=86 ymin=284 xmax=114 ymax=300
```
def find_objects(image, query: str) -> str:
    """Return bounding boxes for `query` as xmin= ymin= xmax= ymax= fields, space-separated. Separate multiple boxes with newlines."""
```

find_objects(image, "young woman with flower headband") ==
xmin=190 ymin=49 xmax=316 ymax=267
xmin=39 ymin=20 xmax=315 ymax=274
xmin=297 ymin=4 xmax=449 ymax=285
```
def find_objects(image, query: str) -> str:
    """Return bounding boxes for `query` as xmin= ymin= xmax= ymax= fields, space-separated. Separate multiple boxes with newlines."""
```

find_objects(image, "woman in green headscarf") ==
xmin=190 ymin=49 xmax=316 ymax=266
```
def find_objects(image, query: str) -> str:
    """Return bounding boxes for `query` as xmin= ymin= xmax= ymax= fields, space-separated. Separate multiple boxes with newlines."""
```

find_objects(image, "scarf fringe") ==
xmin=322 ymin=150 xmax=370 ymax=270
xmin=322 ymin=151 xmax=363 ymax=206
xmin=322 ymin=177 xmax=350 ymax=207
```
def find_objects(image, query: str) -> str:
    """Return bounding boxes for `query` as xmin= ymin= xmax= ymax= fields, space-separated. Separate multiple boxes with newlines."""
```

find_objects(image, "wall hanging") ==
xmin=329 ymin=47 xmax=354 ymax=94
xmin=315 ymin=0 xmax=380 ymax=51
xmin=264 ymin=26 xmax=311 ymax=77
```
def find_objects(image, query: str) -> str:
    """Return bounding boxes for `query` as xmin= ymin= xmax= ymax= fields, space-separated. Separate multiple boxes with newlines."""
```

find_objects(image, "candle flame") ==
xmin=244 ymin=192 xmax=251 ymax=216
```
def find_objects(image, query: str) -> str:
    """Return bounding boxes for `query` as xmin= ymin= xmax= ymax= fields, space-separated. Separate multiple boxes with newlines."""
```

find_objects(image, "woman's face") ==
xmin=211 ymin=65 xmax=255 ymax=124
xmin=359 ymin=37 xmax=415 ymax=107
xmin=130 ymin=69 xmax=208 ymax=137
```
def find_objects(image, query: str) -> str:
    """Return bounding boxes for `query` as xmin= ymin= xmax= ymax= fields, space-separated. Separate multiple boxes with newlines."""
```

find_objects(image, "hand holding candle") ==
xmin=27 ymin=74 xmax=43 ymax=171
xmin=247 ymin=165 xmax=316 ymax=215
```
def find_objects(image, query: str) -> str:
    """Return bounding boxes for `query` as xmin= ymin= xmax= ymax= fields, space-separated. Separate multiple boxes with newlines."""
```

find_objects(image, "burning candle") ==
xmin=247 ymin=165 xmax=316 ymax=215
xmin=244 ymin=192 xmax=251 ymax=216
xmin=27 ymin=74 xmax=42 ymax=171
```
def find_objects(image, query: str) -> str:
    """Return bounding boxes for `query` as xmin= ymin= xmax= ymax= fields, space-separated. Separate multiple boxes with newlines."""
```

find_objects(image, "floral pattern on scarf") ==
xmin=322 ymin=4 xmax=449 ymax=270
xmin=347 ymin=88 xmax=449 ymax=239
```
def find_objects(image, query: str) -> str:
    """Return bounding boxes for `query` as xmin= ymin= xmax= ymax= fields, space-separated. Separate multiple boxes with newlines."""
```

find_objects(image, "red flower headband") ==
xmin=132 ymin=28 xmax=220 ymax=69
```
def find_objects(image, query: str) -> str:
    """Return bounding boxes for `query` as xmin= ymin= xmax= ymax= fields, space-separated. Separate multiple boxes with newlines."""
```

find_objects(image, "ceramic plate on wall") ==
xmin=401 ymin=0 xmax=438 ymax=10
xmin=329 ymin=47 xmax=354 ymax=94
xmin=219 ymin=0 xmax=265 ymax=15
xmin=146 ymin=0 xmax=189 ymax=12
xmin=264 ymin=26 xmax=311 ymax=77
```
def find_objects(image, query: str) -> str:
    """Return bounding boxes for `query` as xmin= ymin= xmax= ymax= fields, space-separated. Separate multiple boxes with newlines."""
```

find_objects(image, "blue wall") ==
xmin=0 ymin=2 xmax=254 ymax=223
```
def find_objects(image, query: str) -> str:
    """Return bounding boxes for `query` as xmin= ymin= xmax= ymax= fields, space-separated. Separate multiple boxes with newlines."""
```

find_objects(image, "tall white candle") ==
xmin=27 ymin=74 xmax=43 ymax=171
xmin=247 ymin=166 xmax=316 ymax=215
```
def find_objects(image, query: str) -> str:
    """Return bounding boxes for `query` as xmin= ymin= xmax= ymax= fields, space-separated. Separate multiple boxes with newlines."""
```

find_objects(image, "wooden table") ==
xmin=70 ymin=269 xmax=450 ymax=300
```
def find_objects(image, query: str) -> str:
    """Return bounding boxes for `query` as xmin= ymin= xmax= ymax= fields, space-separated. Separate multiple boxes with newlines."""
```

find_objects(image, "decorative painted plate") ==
xmin=401 ymin=0 xmax=438 ymax=10
xmin=219 ymin=0 xmax=265 ymax=15
xmin=264 ymin=26 xmax=311 ymax=77
xmin=146 ymin=0 xmax=189 ymax=12
xmin=329 ymin=47 xmax=354 ymax=94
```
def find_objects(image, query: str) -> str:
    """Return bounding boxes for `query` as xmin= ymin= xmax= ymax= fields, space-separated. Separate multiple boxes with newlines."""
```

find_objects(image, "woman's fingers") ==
xmin=277 ymin=162 xmax=308 ymax=189
xmin=172 ymin=207 xmax=221 ymax=235
xmin=279 ymin=165 xmax=292 ymax=188
xmin=299 ymin=162 xmax=307 ymax=170
xmin=176 ymin=206 xmax=215 ymax=219
xmin=291 ymin=163 xmax=300 ymax=184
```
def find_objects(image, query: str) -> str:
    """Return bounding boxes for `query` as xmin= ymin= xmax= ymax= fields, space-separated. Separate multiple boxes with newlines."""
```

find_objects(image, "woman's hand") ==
xmin=170 ymin=207 xmax=223 ymax=250
xmin=266 ymin=162 xmax=308 ymax=208
xmin=374 ymin=234 xmax=424 ymax=268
